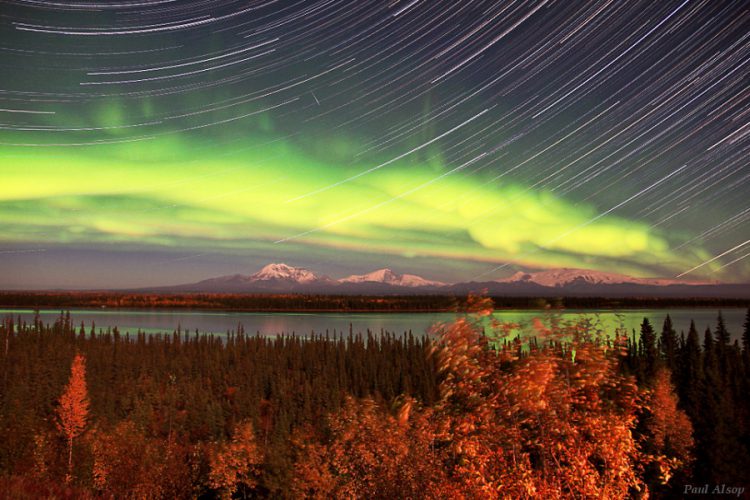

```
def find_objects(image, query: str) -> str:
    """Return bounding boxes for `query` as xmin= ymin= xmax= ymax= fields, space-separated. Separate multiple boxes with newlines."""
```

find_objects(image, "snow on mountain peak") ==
xmin=181 ymin=263 xmax=724 ymax=293
xmin=498 ymin=268 xmax=645 ymax=286
xmin=497 ymin=268 xmax=706 ymax=287
xmin=339 ymin=268 xmax=445 ymax=287
xmin=250 ymin=263 xmax=320 ymax=283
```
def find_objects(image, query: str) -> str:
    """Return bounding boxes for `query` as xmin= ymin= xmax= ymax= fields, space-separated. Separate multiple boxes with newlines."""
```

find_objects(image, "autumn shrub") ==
xmin=208 ymin=419 xmax=264 ymax=499
xmin=290 ymin=395 xmax=448 ymax=499
xmin=292 ymin=297 xmax=692 ymax=499
xmin=638 ymin=368 xmax=694 ymax=491
xmin=88 ymin=420 xmax=195 ymax=499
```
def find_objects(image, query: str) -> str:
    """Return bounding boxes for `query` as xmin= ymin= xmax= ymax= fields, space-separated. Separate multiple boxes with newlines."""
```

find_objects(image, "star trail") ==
xmin=0 ymin=0 xmax=748 ymax=288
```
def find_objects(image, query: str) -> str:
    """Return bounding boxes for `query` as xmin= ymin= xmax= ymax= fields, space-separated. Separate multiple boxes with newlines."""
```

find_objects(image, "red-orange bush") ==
xmin=208 ymin=420 xmax=263 ymax=499
xmin=641 ymin=368 xmax=694 ymax=484
xmin=292 ymin=300 xmax=688 ymax=499
xmin=88 ymin=420 xmax=195 ymax=498
xmin=291 ymin=396 xmax=448 ymax=498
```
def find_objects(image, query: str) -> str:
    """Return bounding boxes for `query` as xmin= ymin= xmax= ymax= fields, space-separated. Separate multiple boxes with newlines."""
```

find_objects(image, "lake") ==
xmin=1 ymin=307 xmax=747 ymax=340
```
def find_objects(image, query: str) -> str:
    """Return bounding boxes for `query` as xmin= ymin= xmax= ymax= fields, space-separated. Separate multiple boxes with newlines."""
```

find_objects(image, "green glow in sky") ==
xmin=0 ymin=135 xmax=712 ymax=281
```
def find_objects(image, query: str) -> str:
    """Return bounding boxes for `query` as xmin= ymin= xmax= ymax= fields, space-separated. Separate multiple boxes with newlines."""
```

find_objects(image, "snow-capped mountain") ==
xmin=164 ymin=263 xmax=443 ymax=293
xmin=174 ymin=263 xmax=333 ymax=292
xmin=339 ymin=268 xmax=445 ymax=288
xmin=496 ymin=268 xmax=710 ymax=287
xmin=152 ymin=263 xmax=741 ymax=297
xmin=249 ymin=263 xmax=324 ymax=283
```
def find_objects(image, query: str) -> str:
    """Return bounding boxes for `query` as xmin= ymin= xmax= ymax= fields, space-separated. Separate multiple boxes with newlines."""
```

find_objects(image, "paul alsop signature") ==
xmin=683 ymin=484 xmax=745 ymax=497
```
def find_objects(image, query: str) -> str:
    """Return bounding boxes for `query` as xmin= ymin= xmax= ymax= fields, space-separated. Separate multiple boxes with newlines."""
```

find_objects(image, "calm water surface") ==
xmin=1 ymin=308 xmax=747 ymax=340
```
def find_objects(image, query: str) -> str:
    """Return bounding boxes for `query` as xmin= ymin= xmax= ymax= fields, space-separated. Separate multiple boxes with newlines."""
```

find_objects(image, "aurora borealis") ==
xmin=1 ymin=1 xmax=748 ymax=288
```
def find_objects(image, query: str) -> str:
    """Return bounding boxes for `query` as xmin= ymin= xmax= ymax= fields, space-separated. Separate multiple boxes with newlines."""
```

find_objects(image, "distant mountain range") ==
xmin=151 ymin=263 xmax=749 ymax=298
xmin=496 ymin=268 xmax=714 ymax=287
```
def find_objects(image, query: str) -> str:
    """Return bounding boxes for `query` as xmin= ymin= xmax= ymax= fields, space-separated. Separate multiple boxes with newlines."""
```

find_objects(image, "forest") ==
xmin=0 ymin=297 xmax=749 ymax=498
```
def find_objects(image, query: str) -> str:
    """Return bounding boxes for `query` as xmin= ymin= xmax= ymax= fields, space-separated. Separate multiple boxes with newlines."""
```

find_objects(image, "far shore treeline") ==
xmin=0 ymin=291 xmax=748 ymax=311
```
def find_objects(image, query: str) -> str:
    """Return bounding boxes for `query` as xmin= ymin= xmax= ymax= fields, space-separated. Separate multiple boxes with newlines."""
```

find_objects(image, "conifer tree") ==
xmin=715 ymin=311 xmax=731 ymax=348
xmin=660 ymin=315 xmax=678 ymax=373
xmin=714 ymin=312 xmax=731 ymax=378
xmin=677 ymin=321 xmax=702 ymax=415
xmin=703 ymin=326 xmax=714 ymax=357
xmin=640 ymin=318 xmax=658 ymax=383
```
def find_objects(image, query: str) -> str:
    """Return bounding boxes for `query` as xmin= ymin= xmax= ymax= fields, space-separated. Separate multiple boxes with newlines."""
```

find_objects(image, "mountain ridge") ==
xmin=497 ymin=268 xmax=715 ymax=287
xmin=152 ymin=263 xmax=747 ymax=298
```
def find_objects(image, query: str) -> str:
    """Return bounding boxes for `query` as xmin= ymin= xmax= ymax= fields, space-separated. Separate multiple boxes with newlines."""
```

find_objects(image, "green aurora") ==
xmin=0 ymin=134 xmax=714 ymax=284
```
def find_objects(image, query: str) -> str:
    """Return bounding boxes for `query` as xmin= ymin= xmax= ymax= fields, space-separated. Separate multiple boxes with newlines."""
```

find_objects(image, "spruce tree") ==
xmin=714 ymin=311 xmax=730 ymax=347
xmin=714 ymin=312 xmax=731 ymax=380
xmin=697 ymin=318 xmax=749 ymax=484
xmin=659 ymin=314 xmax=678 ymax=373
xmin=703 ymin=326 xmax=714 ymax=357
xmin=677 ymin=320 xmax=702 ymax=411
xmin=640 ymin=318 xmax=658 ymax=383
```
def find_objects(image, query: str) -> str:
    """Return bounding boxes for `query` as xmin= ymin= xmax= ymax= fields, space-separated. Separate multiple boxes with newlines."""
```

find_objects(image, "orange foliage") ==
xmin=289 ymin=426 xmax=338 ymax=499
xmin=292 ymin=300 xmax=674 ymax=499
xmin=642 ymin=369 xmax=694 ymax=484
xmin=208 ymin=420 xmax=263 ymax=499
xmin=56 ymin=353 xmax=89 ymax=481
xmin=88 ymin=420 xmax=194 ymax=498
xmin=429 ymin=312 xmax=644 ymax=499
xmin=291 ymin=396 xmax=448 ymax=499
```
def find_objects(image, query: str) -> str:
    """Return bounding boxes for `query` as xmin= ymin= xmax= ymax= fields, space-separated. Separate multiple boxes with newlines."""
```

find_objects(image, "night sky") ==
xmin=1 ymin=0 xmax=748 ymax=289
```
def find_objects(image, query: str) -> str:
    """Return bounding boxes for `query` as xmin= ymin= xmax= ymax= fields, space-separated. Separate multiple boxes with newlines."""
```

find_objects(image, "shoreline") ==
xmin=1 ymin=304 xmax=748 ymax=314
